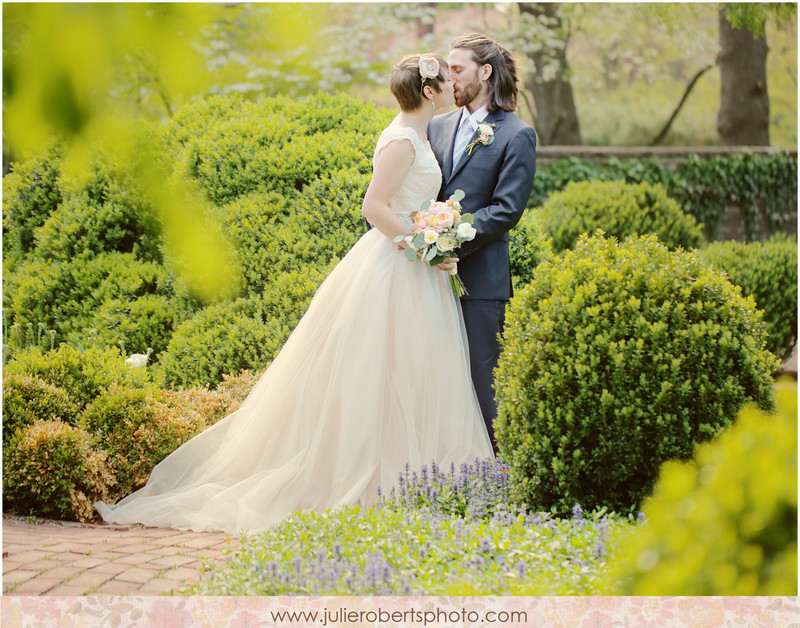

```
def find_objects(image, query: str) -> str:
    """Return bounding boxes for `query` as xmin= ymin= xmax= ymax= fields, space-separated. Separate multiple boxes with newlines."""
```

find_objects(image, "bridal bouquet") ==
xmin=394 ymin=189 xmax=476 ymax=296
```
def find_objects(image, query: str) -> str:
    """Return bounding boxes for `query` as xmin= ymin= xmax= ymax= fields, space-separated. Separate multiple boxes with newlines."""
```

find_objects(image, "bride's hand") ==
xmin=435 ymin=257 xmax=458 ymax=274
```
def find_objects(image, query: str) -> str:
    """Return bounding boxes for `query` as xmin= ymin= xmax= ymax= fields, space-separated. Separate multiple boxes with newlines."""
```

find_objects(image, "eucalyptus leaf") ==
xmin=393 ymin=234 xmax=406 ymax=243
xmin=405 ymin=247 xmax=417 ymax=262
xmin=413 ymin=232 xmax=425 ymax=249
xmin=452 ymin=189 xmax=465 ymax=202
xmin=426 ymin=247 xmax=437 ymax=262
xmin=461 ymin=213 xmax=474 ymax=224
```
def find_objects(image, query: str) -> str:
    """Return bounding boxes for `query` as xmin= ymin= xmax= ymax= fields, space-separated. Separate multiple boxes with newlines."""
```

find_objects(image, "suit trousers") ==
xmin=460 ymin=298 xmax=506 ymax=447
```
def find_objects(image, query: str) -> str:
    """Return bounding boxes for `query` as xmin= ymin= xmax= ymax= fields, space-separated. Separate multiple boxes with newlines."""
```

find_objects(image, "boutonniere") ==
xmin=465 ymin=121 xmax=495 ymax=155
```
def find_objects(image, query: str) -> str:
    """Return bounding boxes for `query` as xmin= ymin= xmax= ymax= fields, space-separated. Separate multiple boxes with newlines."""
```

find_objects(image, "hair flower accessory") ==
xmin=465 ymin=121 xmax=496 ymax=155
xmin=418 ymin=56 xmax=440 ymax=80
xmin=418 ymin=55 xmax=439 ymax=96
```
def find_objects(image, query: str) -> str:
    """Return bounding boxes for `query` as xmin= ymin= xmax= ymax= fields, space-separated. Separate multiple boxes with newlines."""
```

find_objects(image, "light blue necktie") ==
xmin=451 ymin=116 xmax=474 ymax=171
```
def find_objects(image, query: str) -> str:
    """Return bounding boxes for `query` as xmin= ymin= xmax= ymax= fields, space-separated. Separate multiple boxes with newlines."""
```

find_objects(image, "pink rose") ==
xmin=436 ymin=211 xmax=454 ymax=229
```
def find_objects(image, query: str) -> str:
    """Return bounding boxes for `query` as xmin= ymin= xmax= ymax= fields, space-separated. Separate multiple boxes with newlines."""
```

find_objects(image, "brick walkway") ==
xmin=2 ymin=516 xmax=241 ymax=596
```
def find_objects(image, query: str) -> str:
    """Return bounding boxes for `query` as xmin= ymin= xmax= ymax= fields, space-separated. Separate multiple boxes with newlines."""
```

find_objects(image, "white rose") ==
xmin=423 ymin=229 xmax=439 ymax=245
xmin=457 ymin=222 xmax=476 ymax=240
xmin=477 ymin=123 xmax=494 ymax=137
xmin=437 ymin=233 xmax=458 ymax=252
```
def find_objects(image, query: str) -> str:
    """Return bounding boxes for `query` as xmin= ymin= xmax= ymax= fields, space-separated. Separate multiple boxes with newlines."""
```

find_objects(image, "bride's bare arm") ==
xmin=361 ymin=139 xmax=415 ymax=242
xmin=361 ymin=139 xmax=457 ymax=273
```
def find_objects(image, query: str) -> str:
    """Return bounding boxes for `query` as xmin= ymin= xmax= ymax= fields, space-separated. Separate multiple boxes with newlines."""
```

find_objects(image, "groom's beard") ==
xmin=454 ymin=70 xmax=482 ymax=108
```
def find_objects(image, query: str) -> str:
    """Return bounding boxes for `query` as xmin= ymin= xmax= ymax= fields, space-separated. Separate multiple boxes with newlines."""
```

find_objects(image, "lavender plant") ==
xmin=377 ymin=457 xmax=516 ymax=520
xmin=186 ymin=458 xmax=634 ymax=595
xmin=185 ymin=503 xmax=629 ymax=596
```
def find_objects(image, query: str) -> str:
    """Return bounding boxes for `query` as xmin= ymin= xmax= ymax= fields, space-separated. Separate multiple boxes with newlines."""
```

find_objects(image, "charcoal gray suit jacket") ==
xmin=428 ymin=108 xmax=537 ymax=300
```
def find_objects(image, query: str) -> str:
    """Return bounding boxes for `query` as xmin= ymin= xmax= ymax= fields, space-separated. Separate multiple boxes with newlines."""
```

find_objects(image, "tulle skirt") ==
xmin=95 ymin=228 xmax=492 ymax=533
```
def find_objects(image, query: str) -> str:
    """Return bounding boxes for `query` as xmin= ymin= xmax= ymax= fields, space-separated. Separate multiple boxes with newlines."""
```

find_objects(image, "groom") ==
xmin=429 ymin=33 xmax=537 ymax=447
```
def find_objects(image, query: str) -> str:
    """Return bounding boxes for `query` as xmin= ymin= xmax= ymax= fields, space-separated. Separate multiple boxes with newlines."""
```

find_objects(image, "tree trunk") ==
xmin=518 ymin=2 xmax=581 ymax=145
xmin=416 ymin=3 xmax=435 ymax=39
xmin=717 ymin=9 xmax=770 ymax=145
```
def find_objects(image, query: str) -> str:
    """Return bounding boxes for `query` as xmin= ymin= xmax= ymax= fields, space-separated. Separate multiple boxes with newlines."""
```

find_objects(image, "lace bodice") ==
xmin=372 ymin=124 xmax=442 ymax=216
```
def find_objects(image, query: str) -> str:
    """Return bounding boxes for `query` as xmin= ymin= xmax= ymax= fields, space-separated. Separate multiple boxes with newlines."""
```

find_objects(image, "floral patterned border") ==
xmin=2 ymin=595 xmax=797 ymax=627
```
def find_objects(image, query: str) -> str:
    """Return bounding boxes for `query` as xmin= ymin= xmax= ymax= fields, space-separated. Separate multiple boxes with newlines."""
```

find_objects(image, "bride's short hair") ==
xmin=390 ymin=54 xmax=448 ymax=112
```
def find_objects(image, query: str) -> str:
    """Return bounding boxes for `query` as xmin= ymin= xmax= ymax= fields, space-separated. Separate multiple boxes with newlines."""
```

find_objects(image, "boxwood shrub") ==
xmin=537 ymin=180 xmax=706 ymax=254
xmin=82 ymin=384 xmax=205 ymax=494
xmin=3 ymin=344 xmax=157 ymax=410
xmin=161 ymin=93 xmax=391 ymax=204
xmin=2 ymin=373 xmax=81 ymax=445
xmin=494 ymin=232 xmax=779 ymax=515
xmin=3 ymin=419 xmax=116 ymax=522
xmin=509 ymin=209 xmax=555 ymax=290
xmin=700 ymin=234 xmax=797 ymax=362
xmin=156 ymin=296 xmax=286 ymax=388
xmin=605 ymin=387 xmax=796 ymax=595
xmin=2 ymin=143 xmax=63 ymax=263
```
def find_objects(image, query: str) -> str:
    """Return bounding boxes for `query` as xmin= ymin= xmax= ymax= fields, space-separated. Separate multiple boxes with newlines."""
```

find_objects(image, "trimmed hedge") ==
xmin=700 ymin=234 xmax=797 ymax=362
xmin=494 ymin=232 xmax=778 ymax=515
xmin=537 ymin=180 xmax=706 ymax=254
xmin=606 ymin=387 xmax=796 ymax=595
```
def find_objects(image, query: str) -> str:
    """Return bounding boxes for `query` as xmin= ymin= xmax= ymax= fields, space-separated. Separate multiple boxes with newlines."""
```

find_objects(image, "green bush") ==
xmin=605 ymin=387 xmax=797 ymax=595
xmin=3 ymin=419 xmax=116 ymax=522
xmin=216 ymin=369 xmax=264 ymax=404
xmin=509 ymin=209 xmax=555 ymax=290
xmin=156 ymin=296 xmax=286 ymax=388
xmin=4 ymin=344 xmax=157 ymax=409
xmin=2 ymin=373 xmax=80 ymax=445
xmin=700 ymin=234 xmax=797 ymax=361
xmin=6 ymin=252 xmax=192 ymax=349
xmin=74 ymin=294 xmax=192 ymax=361
xmin=2 ymin=143 xmax=63 ymax=261
xmin=83 ymin=384 xmax=206 ymax=494
xmin=494 ymin=232 xmax=779 ymax=515
xmin=162 ymin=93 xmax=391 ymax=204
xmin=537 ymin=180 xmax=706 ymax=254
xmin=32 ymin=184 xmax=161 ymax=263
xmin=3 ymin=94 xmax=388 ymax=377
xmin=259 ymin=265 xmax=334 ymax=332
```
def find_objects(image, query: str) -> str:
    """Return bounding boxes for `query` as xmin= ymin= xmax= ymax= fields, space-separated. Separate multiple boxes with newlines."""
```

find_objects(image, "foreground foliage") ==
xmin=187 ymin=458 xmax=631 ymax=595
xmin=605 ymin=386 xmax=797 ymax=595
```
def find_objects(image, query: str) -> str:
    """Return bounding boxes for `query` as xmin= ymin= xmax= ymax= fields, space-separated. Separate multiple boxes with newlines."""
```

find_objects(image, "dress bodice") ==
xmin=372 ymin=124 xmax=442 ymax=216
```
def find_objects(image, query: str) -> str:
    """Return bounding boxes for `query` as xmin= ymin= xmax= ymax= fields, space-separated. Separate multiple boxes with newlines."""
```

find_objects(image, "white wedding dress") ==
xmin=95 ymin=123 xmax=493 ymax=533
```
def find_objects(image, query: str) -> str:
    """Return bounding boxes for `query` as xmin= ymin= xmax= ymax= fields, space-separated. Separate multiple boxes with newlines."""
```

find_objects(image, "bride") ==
xmin=95 ymin=54 xmax=493 ymax=533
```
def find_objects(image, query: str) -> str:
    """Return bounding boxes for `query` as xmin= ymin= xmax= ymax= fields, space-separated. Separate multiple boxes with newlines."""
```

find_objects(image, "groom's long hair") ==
xmin=450 ymin=33 xmax=518 ymax=114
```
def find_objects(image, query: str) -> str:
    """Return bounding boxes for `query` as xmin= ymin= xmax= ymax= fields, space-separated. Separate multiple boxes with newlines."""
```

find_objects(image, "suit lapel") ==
xmin=447 ymin=109 xmax=506 ymax=184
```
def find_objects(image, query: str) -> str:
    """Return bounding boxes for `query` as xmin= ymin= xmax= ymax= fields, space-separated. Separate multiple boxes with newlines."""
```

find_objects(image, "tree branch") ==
xmin=650 ymin=64 xmax=714 ymax=146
